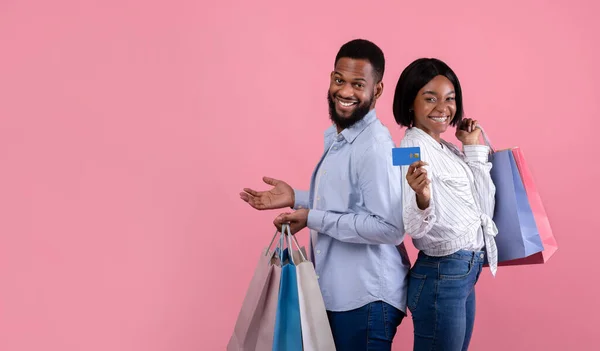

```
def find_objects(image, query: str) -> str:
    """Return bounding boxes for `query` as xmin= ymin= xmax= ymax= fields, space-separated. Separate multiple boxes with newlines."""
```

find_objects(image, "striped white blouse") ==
xmin=399 ymin=127 xmax=499 ymax=275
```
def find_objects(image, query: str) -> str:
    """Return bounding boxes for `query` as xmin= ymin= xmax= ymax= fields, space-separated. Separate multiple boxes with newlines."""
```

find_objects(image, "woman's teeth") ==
xmin=430 ymin=116 xmax=448 ymax=123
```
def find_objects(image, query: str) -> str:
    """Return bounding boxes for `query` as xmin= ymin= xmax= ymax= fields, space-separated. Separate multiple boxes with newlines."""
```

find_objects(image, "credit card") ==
xmin=392 ymin=147 xmax=421 ymax=166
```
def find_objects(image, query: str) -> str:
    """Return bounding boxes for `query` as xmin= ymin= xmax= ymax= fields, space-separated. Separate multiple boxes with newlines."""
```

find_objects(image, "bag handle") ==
xmin=287 ymin=224 xmax=307 ymax=263
xmin=266 ymin=227 xmax=280 ymax=256
xmin=266 ymin=226 xmax=286 ymax=265
xmin=475 ymin=125 xmax=496 ymax=153
xmin=282 ymin=224 xmax=307 ymax=265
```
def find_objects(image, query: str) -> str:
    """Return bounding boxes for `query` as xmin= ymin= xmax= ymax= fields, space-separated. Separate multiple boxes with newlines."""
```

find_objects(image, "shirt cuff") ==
xmin=293 ymin=189 xmax=309 ymax=210
xmin=410 ymin=192 xmax=434 ymax=219
xmin=463 ymin=145 xmax=490 ymax=163
xmin=307 ymin=209 xmax=326 ymax=232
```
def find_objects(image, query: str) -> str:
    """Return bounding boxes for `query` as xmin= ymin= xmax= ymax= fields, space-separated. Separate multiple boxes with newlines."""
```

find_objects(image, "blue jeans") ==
xmin=407 ymin=250 xmax=484 ymax=351
xmin=327 ymin=301 xmax=405 ymax=351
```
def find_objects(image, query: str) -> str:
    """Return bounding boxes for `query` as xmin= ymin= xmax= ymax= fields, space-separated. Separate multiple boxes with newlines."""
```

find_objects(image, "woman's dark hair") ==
xmin=393 ymin=58 xmax=464 ymax=127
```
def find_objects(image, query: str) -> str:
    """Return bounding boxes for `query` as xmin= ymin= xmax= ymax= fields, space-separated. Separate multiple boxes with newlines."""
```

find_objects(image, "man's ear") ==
xmin=374 ymin=81 xmax=384 ymax=100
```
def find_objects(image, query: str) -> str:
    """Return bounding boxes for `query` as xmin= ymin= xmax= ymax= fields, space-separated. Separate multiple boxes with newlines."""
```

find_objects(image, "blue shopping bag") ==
xmin=272 ymin=225 xmax=303 ymax=351
xmin=488 ymin=147 xmax=544 ymax=262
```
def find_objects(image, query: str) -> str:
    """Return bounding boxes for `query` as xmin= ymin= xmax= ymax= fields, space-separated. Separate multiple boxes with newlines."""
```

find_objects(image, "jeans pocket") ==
xmin=439 ymin=258 xmax=473 ymax=280
xmin=407 ymin=271 xmax=426 ymax=312
xmin=474 ymin=261 xmax=483 ymax=283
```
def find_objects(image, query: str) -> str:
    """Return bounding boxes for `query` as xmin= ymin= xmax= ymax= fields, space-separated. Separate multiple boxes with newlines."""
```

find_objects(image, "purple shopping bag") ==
xmin=497 ymin=148 xmax=557 ymax=265
xmin=489 ymin=148 xmax=544 ymax=262
xmin=479 ymin=127 xmax=556 ymax=266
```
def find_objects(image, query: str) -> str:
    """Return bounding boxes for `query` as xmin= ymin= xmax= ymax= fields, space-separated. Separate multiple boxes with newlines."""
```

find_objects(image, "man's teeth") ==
xmin=339 ymin=100 xmax=357 ymax=107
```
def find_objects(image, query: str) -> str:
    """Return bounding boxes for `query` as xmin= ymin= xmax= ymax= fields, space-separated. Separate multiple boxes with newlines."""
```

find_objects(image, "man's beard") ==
xmin=327 ymin=92 xmax=373 ymax=130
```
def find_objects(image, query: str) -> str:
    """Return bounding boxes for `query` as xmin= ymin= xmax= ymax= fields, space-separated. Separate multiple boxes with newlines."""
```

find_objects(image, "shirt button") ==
xmin=298 ymin=205 xmax=303 ymax=209
xmin=317 ymin=196 xmax=321 ymax=201
xmin=316 ymin=275 xmax=320 ymax=279
xmin=317 ymin=250 xmax=321 ymax=254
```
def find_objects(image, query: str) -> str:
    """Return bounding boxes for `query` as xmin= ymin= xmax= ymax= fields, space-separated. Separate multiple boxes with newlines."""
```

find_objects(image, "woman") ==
xmin=393 ymin=58 xmax=498 ymax=351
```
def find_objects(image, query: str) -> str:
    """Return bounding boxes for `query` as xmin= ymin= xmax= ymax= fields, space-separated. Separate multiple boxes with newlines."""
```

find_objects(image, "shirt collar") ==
xmin=324 ymin=109 xmax=378 ymax=144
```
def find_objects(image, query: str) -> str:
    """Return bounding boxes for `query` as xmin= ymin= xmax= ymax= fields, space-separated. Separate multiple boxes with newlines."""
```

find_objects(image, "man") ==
xmin=239 ymin=39 xmax=410 ymax=350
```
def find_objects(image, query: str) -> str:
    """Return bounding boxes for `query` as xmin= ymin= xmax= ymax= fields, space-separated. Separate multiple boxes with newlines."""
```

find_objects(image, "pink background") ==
xmin=0 ymin=0 xmax=598 ymax=350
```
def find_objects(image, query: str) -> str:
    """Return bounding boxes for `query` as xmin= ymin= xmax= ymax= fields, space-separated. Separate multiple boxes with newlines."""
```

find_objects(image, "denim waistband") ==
xmin=418 ymin=250 xmax=486 ymax=264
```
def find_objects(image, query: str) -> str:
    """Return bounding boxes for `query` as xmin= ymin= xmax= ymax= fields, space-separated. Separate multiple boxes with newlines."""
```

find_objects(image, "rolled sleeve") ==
xmin=463 ymin=145 xmax=491 ymax=163
xmin=403 ymin=190 xmax=436 ymax=239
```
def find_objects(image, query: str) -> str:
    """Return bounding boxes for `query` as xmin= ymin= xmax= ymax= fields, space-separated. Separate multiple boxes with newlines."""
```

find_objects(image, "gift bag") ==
xmin=255 ymin=260 xmax=282 ymax=350
xmin=227 ymin=230 xmax=282 ymax=351
xmin=289 ymin=234 xmax=336 ymax=351
xmin=480 ymin=128 xmax=557 ymax=266
xmin=272 ymin=225 xmax=303 ymax=351
xmin=504 ymin=148 xmax=558 ymax=265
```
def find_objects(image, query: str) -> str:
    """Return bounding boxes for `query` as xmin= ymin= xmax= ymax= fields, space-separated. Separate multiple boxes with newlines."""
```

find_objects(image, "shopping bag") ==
xmin=227 ymin=230 xmax=282 ymax=351
xmin=290 ymin=234 xmax=336 ymax=351
xmin=489 ymin=148 xmax=544 ymax=261
xmin=480 ymin=127 xmax=557 ymax=266
xmin=502 ymin=148 xmax=558 ymax=265
xmin=272 ymin=225 xmax=303 ymax=351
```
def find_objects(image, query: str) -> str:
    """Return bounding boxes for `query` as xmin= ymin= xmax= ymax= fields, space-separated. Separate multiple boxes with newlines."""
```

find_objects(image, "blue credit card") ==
xmin=392 ymin=147 xmax=421 ymax=166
